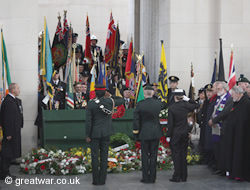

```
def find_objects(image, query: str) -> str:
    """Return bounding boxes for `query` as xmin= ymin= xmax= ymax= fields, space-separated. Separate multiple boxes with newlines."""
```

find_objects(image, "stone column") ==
xmin=140 ymin=0 xmax=159 ymax=83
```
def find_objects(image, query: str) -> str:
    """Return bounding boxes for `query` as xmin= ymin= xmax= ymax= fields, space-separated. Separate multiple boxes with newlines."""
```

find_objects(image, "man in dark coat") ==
xmin=0 ymin=83 xmax=23 ymax=180
xmin=204 ymin=82 xmax=218 ymax=169
xmin=73 ymin=82 xmax=88 ymax=109
xmin=167 ymin=76 xmax=186 ymax=106
xmin=167 ymin=89 xmax=199 ymax=182
xmin=217 ymin=86 xmax=250 ymax=180
xmin=133 ymin=85 xmax=167 ymax=184
xmin=51 ymin=70 xmax=66 ymax=110
xmin=85 ymin=84 xmax=125 ymax=185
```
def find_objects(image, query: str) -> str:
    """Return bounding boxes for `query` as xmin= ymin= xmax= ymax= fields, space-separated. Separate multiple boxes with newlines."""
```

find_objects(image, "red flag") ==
xmin=85 ymin=15 xmax=92 ymax=63
xmin=228 ymin=47 xmax=236 ymax=91
xmin=125 ymin=40 xmax=133 ymax=87
xmin=104 ymin=12 xmax=116 ymax=64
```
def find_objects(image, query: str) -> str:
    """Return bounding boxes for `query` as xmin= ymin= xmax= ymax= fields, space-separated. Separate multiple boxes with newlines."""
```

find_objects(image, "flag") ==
xmin=228 ymin=46 xmax=236 ymax=91
xmin=43 ymin=17 xmax=53 ymax=98
xmin=157 ymin=41 xmax=168 ymax=103
xmin=51 ymin=16 xmax=67 ymax=68
xmin=125 ymin=40 xmax=133 ymax=87
xmin=128 ymin=52 xmax=136 ymax=99
xmin=62 ymin=10 xmax=69 ymax=51
xmin=188 ymin=63 xmax=195 ymax=100
xmin=1 ymin=28 xmax=11 ymax=96
xmin=110 ymin=23 xmax=120 ymax=70
xmin=104 ymin=12 xmax=116 ymax=65
xmin=85 ymin=15 xmax=92 ymax=63
xmin=211 ymin=53 xmax=217 ymax=84
xmin=65 ymin=61 xmax=74 ymax=109
xmin=64 ymin=26 xmax=73 ymax=82
xmin=115 ymin=87 xmax=122 ymax=97
xmin=135 ymin=58 xmax=144 ymax=104
xmin=141 ymin=54 xmax=147 ymax=86
xmin=218 ymin=38 xmax=225 ymax=81
xmin=89 ymin=65 xmax=97 ymax=99
xmin=98 ymin=62 xmax=106 ymax=85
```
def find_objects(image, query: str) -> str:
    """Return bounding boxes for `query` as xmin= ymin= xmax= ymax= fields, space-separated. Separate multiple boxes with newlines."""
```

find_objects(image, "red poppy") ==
xmin=25 ymin=167 xmax=28 ymax=171
xmin=158 ymin=147 xmax=162 ymax=151
xmin=34 ymin=159 xmax=38 ymax=162
xmin=41 ymin=165 xmax=45 ymax=170
xmin=162 ymin=160 xmax=166 ymax=164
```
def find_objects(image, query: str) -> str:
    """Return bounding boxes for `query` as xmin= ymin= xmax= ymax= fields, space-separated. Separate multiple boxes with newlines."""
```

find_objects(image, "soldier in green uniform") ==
xmin=85 ymin=84 xmax=125 ymax=185
xmin=133 ymin=85 xmax=167 ymax=184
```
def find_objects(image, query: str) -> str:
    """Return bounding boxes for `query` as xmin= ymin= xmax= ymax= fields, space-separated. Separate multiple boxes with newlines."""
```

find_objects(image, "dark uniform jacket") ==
xmin=167 ymin=100 xmax=199 ymax=137
xmin=51 ymin=80 xmax=66 ymax=109
xmin=73 ymin=92 xmax=89 ymax=109
xmin=133 ymin=98 xmax=167 ymax=140
xmin=85 ymin=96 xmax=125 ymax=139
xmin=0 ymin=94 xmax=23 ymax=159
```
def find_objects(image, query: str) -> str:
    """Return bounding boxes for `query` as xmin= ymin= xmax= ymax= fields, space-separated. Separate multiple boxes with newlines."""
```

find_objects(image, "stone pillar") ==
xmin=140 ymin=0 xmax=159 ymax=83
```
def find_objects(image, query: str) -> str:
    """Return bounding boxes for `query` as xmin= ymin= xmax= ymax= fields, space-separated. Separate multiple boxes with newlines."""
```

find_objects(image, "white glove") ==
xmin=166 ymin=137 xmax=171 ymax=142
xmin=183 ymin=95 xmax=190 ymax=102
xmin=122 ymin=79 xmax=126 ymax=85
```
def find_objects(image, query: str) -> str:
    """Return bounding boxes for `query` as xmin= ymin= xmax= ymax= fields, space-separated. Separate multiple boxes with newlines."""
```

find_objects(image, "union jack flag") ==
xmin=228 ymin=47 xmax=236 ymax=91
xmin=56 ymin=20 xmax=63 ymax=41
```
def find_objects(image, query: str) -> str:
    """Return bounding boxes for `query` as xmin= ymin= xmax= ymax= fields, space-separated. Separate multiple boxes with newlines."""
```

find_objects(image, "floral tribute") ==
xmin=112 ymin=105 xmax=125 ymax=119
xmin=20 ymin=134 xmax=199 ymax=175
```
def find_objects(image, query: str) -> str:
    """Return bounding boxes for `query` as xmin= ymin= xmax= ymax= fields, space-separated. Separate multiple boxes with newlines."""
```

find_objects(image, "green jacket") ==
xmin=85 ymin=96 xmax=125 ymax=138
xmin=133 ymin=97 xmax=167 ymax=140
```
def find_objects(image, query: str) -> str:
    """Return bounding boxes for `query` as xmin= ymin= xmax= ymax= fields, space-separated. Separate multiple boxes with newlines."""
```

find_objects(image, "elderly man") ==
xmin=73 ymin=82 xmax=88 ymax=109
xmin=0 ymin=83 xmax=23 ymax=180
xmin=237 ymin=74 xmax=249 ymax=93
xmin=167 ymin=89 xmax=199 ymax=182
xmin=133 ymin=85 xmax=167 ymax=184
xmin=247 ymin=84 xmax=250 ymax=98
xmin=219 ymin=86 xmax=250 ymax=181
xmin=208 ymin=81 xmax=233 ymax=175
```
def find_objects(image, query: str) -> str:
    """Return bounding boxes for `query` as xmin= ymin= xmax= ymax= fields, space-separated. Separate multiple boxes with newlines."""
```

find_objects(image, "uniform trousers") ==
xmin=91 ymin=136 xmax=110 ymax=185
xmin=141 ymin=139 xmax=159 ymax=182
xmin=170 ymin=133 xmax=189 ymax=181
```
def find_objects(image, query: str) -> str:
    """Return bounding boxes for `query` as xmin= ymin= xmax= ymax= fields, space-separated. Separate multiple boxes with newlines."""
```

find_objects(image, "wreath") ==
xmin=110 ymin=133 xmax=135 ymax=149
xmin=112 ymin=104 xmax=125 ymax=119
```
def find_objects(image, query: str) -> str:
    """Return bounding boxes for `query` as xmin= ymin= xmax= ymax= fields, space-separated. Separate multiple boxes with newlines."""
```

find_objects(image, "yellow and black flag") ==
xmin=157 ymin=41 xmax=168 ymax=103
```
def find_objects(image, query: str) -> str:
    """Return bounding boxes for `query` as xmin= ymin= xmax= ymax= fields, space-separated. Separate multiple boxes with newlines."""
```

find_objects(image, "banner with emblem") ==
xmin=43 ymin=16 xmax=53 ymax=99
xmin=157 ymin=41 xmax=168 ymax=103
xmin=104 ymin=12 xmax=116 ymax=65
xmin=1 ymin=27 xmax=11 ymax=96
xmin=52 ymin=14 xmax=67 ymax=68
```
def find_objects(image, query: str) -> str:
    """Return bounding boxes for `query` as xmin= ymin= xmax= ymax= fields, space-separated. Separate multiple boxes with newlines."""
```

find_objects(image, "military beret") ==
xmin=237 ymin=74 xmax=250 ymax=83
xmin=73 ymin=33 xmax=78 ymax=38
xmin=82 ymin=70 xmax=90 ymax=77
xmin=95 ymin=84 xmax=106 ymax=91
xmin=76 ymin=44 xmax=83 ymax=53
xmin=73 ymin=82 xmax=82 ymax=87
xmin=151 ymin=83 xmax=158 ymax=87
xmin=144 ymin=85 xmax=154 ymax=91
xmin=173 ymin=89 xmax=184 ymax=96
xmin=123 ymin=87 xmax=131 ymax=92
xmin=169 ymin=76 xmax=179 ymax=82
xmin=204 ymin=84 xmax=213 ymax=91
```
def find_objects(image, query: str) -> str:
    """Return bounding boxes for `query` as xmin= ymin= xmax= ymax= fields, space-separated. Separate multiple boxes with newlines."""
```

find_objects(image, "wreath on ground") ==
xmin=110 ymin=133 xmax=135 ymax=149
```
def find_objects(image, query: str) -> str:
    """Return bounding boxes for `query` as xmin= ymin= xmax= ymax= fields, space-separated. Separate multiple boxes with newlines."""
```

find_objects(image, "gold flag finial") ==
xmin=58 ymin=12 xmax=61 ymax=20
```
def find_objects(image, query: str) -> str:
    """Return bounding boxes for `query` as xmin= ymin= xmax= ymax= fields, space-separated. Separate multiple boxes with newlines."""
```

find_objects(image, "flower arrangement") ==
xmin=159 ymin=108 xmax=168 ymax=119
xmin=186 ymin=146 xmax=200 ymax=165
xmin=20 ymin=134 xmax=199 ymax=175
xmin=112 ymin=105 xmax=126 ymax=119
